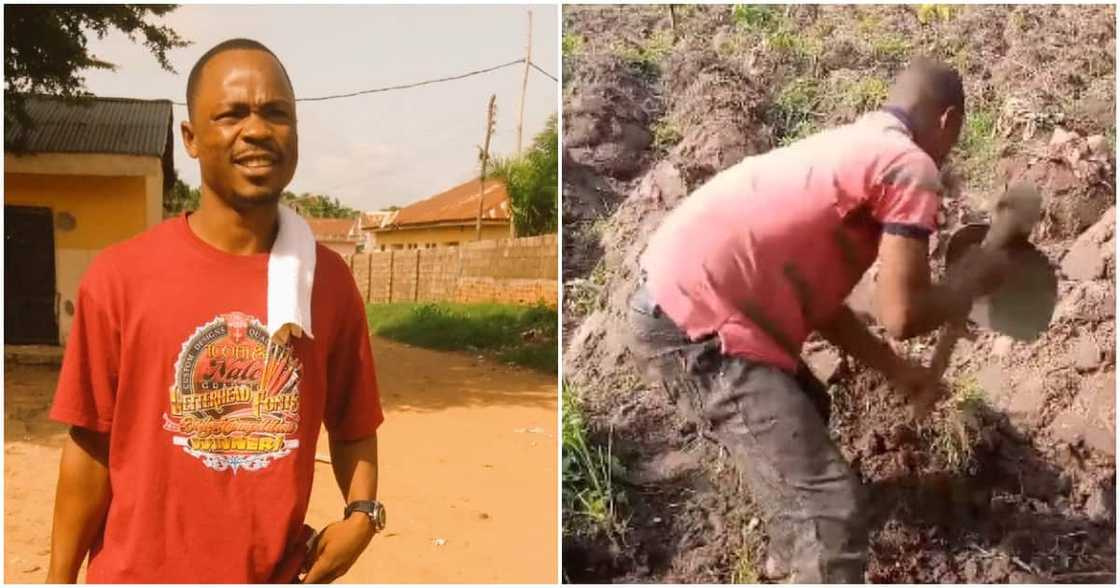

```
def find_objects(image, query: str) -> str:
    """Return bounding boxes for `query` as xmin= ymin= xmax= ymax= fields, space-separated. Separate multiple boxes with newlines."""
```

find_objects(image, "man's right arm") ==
xmin=876 ymin=232 xmax=1007 ymax=339
xmin=47 ymin=426 xmax=111 ymax=583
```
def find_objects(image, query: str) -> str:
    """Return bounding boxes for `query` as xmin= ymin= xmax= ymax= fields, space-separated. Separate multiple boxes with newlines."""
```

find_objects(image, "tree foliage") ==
xmin=163 ymin=179 xmax=359 ymax=220
xmin=164 ymin=177 xmax=200 ymax=216
xmin=489 ymin=115 xmax=558 ymax=237
xmin=282 ymin=192 xmax=359 ymax=219
xmin=4 ymin=5 xmax=190 ymax=132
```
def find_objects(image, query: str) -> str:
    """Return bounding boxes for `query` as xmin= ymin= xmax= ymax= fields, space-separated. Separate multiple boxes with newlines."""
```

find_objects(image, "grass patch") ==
xmin=957 ymin=108 xmax=999 ymax=190
xmin=614 ymin=28 xmax=674 ymax=78
xmin=840 ymin=76 xmax=889 ymax=113
xmin=767 ymin=28 xmax=823 ymax=64
xmin=652 ymin=117 xmax=683 ymax=151
xmin=365 ymin=302 xmax=556 ymax=373
xmin=567 ymin=258 xmax=611 ymax=316
xmin=930 ymin=375 xmax=986 ymax=473
xmin=774 ymin=77 xmax=821 ymax=145
xmin=562 ymin=32 xmax=584 ymax=59
xmin=731 ymin=4 xmax=780 ymax=33
xmin=871 ymin=33 xmax=911 ymax=61
xmin=563 ymin=384 xmax=626 ymax=537
xmin=915 ymin=4 xmax=954 ymax=25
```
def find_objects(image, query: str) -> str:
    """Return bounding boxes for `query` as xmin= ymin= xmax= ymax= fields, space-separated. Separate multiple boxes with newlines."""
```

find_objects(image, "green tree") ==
xmin=4 ymin=5 xmax=190 ymax=136
xmin=164 ymin=177 xmax=200 ymax=216
xmin=280 ymin=192 xmax=359 ymax=219
xmin=490 ymin=115 xmax=558 ymax=237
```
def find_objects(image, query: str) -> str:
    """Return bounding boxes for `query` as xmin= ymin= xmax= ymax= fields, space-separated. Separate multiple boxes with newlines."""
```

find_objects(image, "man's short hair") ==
xmin=889 ymin=56 xmax=965 ymax=114
xmin=185 ymin=38 xmax=293 ymax=118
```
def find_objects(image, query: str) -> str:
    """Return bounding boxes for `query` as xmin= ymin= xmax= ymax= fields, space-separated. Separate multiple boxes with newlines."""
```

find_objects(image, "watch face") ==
xmin=374 ymin=504 xmax=386 ymax=529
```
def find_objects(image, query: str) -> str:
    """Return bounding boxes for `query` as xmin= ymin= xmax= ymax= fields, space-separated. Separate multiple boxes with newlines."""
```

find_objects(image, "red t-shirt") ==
xmin=49 ymin=214 xmax=383 ymax=583
xmin=642 ymin=111 xmax=942 ymax=372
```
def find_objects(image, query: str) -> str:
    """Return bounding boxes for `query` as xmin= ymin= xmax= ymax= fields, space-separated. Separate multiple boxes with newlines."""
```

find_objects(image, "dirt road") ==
xmin=4 ymin=336 xmax=557 ymax=583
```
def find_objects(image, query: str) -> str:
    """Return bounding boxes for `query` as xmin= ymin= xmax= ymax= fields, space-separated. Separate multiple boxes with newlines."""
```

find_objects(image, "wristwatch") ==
xmin=344 ymin=500 xmax=387 ymax=532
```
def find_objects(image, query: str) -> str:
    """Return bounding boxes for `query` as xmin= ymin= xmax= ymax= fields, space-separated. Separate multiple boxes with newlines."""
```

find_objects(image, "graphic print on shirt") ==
xmin=163 ymin=312 xmax=302 ymax=472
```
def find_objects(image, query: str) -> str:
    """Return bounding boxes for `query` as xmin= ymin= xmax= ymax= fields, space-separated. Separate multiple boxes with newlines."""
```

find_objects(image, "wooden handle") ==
xmin=929 ymin=321 xmax=966 ymax=379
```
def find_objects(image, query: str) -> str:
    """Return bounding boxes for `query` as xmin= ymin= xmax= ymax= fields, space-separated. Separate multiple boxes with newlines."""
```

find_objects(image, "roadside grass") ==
xmin=563 ymin=383 xmax=627 ymax=538
xmin=365 ymin=302 xmax=557 ymax=373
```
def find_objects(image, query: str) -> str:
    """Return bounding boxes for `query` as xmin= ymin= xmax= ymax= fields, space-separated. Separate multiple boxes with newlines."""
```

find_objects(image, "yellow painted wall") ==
xmin=5 ymin=167 xmax=153 ymax=345
xmin=5 ymin=173 xmax=148 ymax=248
xmin=374 ymin=223 xmax=510 ymax=249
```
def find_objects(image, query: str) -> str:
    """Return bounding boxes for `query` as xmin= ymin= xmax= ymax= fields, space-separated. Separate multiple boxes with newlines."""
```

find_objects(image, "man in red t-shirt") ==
xmin=47 ymin=39 xmax=384 ymax=583
xmin=630 ymin=58 xmax=1007 ymax=582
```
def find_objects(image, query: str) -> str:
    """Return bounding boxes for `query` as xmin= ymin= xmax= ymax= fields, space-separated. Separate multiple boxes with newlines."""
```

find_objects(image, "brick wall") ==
xmin=343 ymin=234 xmax=557 ymax=306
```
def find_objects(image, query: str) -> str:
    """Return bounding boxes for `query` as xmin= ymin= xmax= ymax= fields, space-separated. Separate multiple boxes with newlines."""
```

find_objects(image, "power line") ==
xmin=170 ymin=58 xmax=526 ymax=106
xmin=528 ymin=61 xmax=556 ymax=82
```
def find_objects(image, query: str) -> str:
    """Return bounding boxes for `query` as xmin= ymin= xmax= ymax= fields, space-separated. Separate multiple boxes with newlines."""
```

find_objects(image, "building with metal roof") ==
xmin=5 ymin=95 xmax=175 ymax=345
xmin=372 ymin=177 xmax=511 ymax=250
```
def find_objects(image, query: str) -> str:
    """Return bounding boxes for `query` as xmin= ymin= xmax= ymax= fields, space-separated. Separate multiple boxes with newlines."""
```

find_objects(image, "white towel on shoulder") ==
xmin=268 ymin=205 xmax=317 ymax=344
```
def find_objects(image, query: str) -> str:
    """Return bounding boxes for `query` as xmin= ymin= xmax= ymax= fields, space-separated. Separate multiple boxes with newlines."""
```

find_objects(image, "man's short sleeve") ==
xmin=323 ymin=277 xmax=384 ymax=441
xmin=872 ymin=150 xmax=942 ymax=239
xmin=49 ymin=282 xmax=120 ymax=433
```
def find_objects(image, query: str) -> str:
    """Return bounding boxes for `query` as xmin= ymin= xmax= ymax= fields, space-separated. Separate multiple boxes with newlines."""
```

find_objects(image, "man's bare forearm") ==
xmin=328 ymin=434 xmax=378 ymax=503
xmin=816 ymin=304 xmax=903 ymax=379
xmin=47 ymin=427 xmax=111 ymax=583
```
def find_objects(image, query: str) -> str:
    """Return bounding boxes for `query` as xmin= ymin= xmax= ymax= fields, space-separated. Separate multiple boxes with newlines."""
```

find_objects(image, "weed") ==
xmin=562 ymin=384 xmax=626 ymax=537
xmin=916 ymin=4 xmax=954 ymax=26
xmin=840 ymin=76 xmax=889 ymax=113
xmin=567 ymin=258 xmax=610 ymax=316
xmin=731 ymin=4 xmax=780 ymax=33
xmin=871 ymin=33 xmax=911 ymax=61
xmin=930 ymin=375 xmax=986 ymax=473
xmin=957 ymin=108 xmax=999 ymax=190
xmin=365 ymin=301 xmax=557 ymax=372
xmin=652 ymin=117 xmax=683 ymax=151
xmin=767 ymin=28 xmax=823 ymax=64
xmin=730 ymin=541 xmax=762 ymax=583
xmin=562 ymin=33 xmax=584 ymax=59
xmin=774 ymin=77 xmax=821 ymax=144
xmin=615 ymin=28 xmax=674 ymax=78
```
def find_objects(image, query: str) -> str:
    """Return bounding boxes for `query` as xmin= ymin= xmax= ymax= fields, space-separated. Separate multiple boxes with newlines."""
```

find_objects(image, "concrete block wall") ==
xmin=343 ymin=234 xmax=557 ymax=306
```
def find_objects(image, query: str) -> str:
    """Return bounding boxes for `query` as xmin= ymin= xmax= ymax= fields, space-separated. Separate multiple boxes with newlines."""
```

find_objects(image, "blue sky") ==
xmin=80 ymin=5 xmax=558 ymax=211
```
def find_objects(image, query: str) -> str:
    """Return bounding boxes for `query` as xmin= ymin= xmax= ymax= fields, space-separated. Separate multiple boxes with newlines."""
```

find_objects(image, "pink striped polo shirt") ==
xmin=641 ymin=110 xmax=942 ymax=372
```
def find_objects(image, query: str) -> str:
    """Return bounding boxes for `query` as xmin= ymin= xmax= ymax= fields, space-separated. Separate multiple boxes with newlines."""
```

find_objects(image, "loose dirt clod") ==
xmin=563 ymin=5 xmax=1115 ymax=583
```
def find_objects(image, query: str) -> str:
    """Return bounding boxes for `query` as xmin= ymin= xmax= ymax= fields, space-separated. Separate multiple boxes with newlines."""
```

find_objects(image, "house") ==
xmin=372 ymin=177 xmax=510 ymax=250
xmin=358 ymin=210 xmax=396 ymax=252
xmin=306 ymin=217 xmax=362 ymax=256
xmin=5 ymin=95 xmax=174 ymax=346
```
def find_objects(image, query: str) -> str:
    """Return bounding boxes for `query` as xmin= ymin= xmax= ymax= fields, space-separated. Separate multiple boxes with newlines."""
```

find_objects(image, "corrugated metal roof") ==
xmin=5 ymin=95 xmax=173 ymax=157
xmin=384 ymin=177 xmax=510 ymax=229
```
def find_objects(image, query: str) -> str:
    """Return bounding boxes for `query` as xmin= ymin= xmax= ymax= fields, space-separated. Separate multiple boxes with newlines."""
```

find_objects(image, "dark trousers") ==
xmin=626 ymin=284 xmax=868 ymax=583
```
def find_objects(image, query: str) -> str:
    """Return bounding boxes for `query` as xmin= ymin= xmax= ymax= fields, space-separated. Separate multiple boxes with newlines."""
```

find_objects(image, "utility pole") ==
xmin=515 ymin=10 xmax=533 ymax=154
xmin=476 ymin=94 xmax=497 ymax=241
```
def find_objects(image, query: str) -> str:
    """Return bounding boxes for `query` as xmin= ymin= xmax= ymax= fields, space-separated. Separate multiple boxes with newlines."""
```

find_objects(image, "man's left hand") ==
xmin=302 ymin=515 xmax=376 ymax=584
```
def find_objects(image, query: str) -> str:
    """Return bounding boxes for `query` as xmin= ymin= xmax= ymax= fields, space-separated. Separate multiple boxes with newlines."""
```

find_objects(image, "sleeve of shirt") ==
xmin=871 ymin=150 xmax=942 ymax=238
xmin=323 ymin=274 xmax=384 ymax=441
xmin=48 ymin=281 xmax=120 ymax=433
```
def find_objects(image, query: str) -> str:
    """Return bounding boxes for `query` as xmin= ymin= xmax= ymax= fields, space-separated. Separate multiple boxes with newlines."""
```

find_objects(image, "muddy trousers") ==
xmin=626 ymin=285 xmax=868 ymax=583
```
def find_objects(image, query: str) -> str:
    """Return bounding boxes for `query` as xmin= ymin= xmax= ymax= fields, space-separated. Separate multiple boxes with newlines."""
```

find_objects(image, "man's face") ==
xmin=182 ymin=49 xmax=298 ymax=209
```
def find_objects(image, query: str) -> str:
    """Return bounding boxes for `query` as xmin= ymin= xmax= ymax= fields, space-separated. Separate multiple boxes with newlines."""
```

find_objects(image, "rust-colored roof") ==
xmin=384 ymin=177 xmax=510 ymax=229
xmin=305 ymin=218 xmax=359 ymax=242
